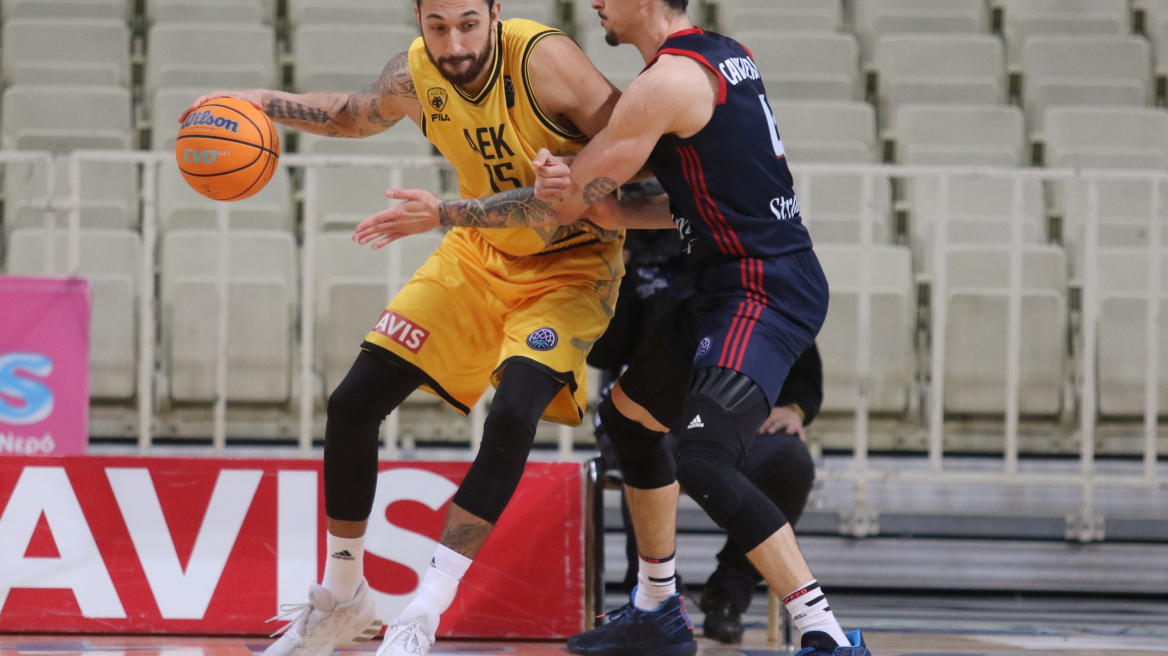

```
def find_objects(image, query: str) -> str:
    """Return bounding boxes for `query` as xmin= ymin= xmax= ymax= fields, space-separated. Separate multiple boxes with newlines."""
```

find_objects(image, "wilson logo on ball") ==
xmin=181 ymin=110 xmax=240 ymax=133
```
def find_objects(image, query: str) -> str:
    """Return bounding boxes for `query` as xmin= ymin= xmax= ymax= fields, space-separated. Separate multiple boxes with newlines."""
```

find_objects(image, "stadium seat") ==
xmin=6 ymin=229 xmax=142 ymax=400
xmin=855 ymin=0 xmax=988 ymax=60
xmin=1 ymin=85 xmax=133 ymax=151
xmin=718 ymin=0 xmax=843 ymax=36
xmin=583 ymin=31 xmax=644 ymax=91
xmin=4 ymin=159 xmax=139 ymax=235
xmin=738 ymin=31 xmax=861 ymax=101
xmin=1022 ymin=36 xmax=1152 ymax=131
xmin=942 ymin=245 xmax=1068 ymax=415
xmin=288 ymin=0 xmax=416 ymax=26
xmin=1045 ymin=106 xmax=1168 ymax=267
xmin=816 ymin=244 xmax=916 ymax=413
xmin=497 ymin=0 xmax=559 ymax=25
xmin=1096 ymin=248 xmax=1168 ymax=416
xmin=2 ymin=0 xmax=129 ymax=20
xmin=873 ymin=35 xmax=1006 ymax=129
xmin=1 ymin=19 xmax=131 ymax=88
xmin=157 ymin=162 xmax=293 ymax=233
xmin=146 ymin=23 xmax=278 ymax=107
xmin=314 ymin=231 xmax=444 ymax=395
xmin=147 ymin=0 xmax=270 ymax=24
xmin=294 ymin=25 xmax=419 ymax=93
xmin=998 ymin=0 xmax=1130 ymax=65
xmin=895 ymin=104 xmax=1044 ymax=266
xmin=160 ymin=230 xmax=298 ymax=403
xmin=1139 ymin=0 xmax=1168 ymax=71
xmin=769 ymin=100 xmax=892 ymax=244
xmin=300 ymin=127 xmax=441 ymax=232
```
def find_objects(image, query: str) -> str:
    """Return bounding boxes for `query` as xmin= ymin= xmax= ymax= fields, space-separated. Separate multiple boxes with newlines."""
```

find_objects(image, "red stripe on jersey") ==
xmin=718 ymin=301 xmax=748 ymax=368
xmin=734 ymin=302 xmax=765 ymax=371
xmin=679 ymin=146 xmax=733 ymax=254
xmin=645 ymin=48 xmax=728 ymax=104
xmin=724 ymin=301 xmax=759 ymax=370
xmin=688 ymin=147 xmax=747 ymax=256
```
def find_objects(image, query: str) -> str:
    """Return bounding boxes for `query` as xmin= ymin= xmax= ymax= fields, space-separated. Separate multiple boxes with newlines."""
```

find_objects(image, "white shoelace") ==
xmin=266 ymin=601 xmax=333 ymax=638
xmin=383 ymin=623 xmax=427 ymax=655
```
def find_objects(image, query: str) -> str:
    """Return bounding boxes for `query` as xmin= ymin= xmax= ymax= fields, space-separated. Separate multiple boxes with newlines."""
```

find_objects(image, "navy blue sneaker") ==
xmin=566 ymin=591 xmax=697 ymax=656
xmin=795 ymin=630 xmax=872 ymax=656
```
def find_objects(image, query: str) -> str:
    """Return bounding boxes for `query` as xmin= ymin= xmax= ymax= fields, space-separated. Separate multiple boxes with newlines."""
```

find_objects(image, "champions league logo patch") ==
xmin=694 ymin=336 xmax=712 ymax=362
xmin=527 ymin=328 xmax=558 ymax=351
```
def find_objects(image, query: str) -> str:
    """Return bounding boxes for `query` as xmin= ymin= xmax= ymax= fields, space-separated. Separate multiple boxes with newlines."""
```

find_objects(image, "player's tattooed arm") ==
xmin=437 ymin=176 xmax=620 ymax=229
xmin=437 ymin=187 xmax=560 ymax=229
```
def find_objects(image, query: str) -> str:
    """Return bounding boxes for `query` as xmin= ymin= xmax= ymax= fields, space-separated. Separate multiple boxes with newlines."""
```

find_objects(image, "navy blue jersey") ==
xmin=642 ymin=28 xmax=812 ymax=271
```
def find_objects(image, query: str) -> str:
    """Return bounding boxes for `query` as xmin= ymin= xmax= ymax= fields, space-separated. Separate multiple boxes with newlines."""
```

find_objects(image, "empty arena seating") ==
xmin=146 ymin=0 xmax=272 ymax=25
xmin=293 ymin=25 xmax=419 ymax=93
xmin=1096 ymin=248 xmax=1168 ymax=417
xmin=718 ymin=0 xmax=843 ymax=36
xmin=160 ymin=230 xmax=298 ymax=404
xmin=942 ymin=245 xmax=1068 ymax=415
xmin=1045 ymin=106 xmax=1168 ymax=265
xmin=816 ymin=244 xmax=916 ymax=413
xmin=314 ymin=231 xmax=444 ymax=395
xmin=738 ymin=31 xmax=861 ymax=101
xmin=2 ymin=0 xmax=129 ymax=20
xmin=6 ymin=229 xmax=142 ymax=400
xmin=873 ymin=35 xmax=1006 ymax=128
xmin=287 ymin=0 xmax=415 ymax=27
xmin=157 ymin=162 xmax=293 ymax=233
xmin=1022 ymin=36 xmax=1152 ymax=130
xmin=300 ymin=128 xmax=441 ymax=232
xmin=1 ymin=19 xmax=130 ymax=88
xmin=146 ymin=23 xmax=278 ymax=107
xmin=770 ymin=100 xmax=893 ymax=244
xmin=998 ymin=0 xmax=1130 ymax=64
xmin=855 ymin=0 xmax=989 ymax=60
xmin=896 ymin=104 xmax=1044 ymax=265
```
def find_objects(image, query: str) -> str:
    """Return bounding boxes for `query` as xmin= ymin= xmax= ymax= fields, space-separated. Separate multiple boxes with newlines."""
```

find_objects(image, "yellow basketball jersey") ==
xmin=409 ymin=19 xmax=620 ymax=257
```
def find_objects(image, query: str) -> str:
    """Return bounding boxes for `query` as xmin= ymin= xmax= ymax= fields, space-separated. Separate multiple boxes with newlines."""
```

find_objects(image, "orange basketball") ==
xmin=176 ymin=97 xmax=280 ymax=201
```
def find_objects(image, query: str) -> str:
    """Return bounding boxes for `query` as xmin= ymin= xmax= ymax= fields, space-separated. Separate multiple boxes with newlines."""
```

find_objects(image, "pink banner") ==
xmin=0 ymin=277 xmax=91 ymax=456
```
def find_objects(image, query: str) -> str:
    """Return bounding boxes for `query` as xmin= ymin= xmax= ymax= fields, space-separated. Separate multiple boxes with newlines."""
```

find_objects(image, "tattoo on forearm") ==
xmin=438 ymin=187 xmax=558 ymax=228
xmin=582 ymin=177 xmax=619 ymax=205
xmin=385 ymin=51 xmax=419 ymax=99
xmin=440 ymin=521 xmax=492 ymax=554
xmin=266 ymin=98 xmax=331 ymax=123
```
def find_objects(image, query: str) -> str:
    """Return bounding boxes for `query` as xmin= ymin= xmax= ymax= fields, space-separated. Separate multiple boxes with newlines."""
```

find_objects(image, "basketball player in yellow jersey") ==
xmin=183 ymin=3 xmax=623 ymax=656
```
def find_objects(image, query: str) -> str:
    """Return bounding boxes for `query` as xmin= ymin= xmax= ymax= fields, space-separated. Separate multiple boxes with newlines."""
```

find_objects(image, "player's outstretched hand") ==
xmin=353 ymin=188 xmax=442 ymax=250
xmin=180 ymin=91 xmax=264 ymax=122
xmin=759 ymin=405 xmax=806 ymax=441
xmin=533 ymin=148 xmax=571 ymax=202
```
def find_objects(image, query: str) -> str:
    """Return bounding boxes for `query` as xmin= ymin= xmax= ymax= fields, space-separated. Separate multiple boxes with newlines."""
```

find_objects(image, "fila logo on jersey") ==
xmin=527 ymin=328 xmax=558 ymax=351
xmin=687 ymin=415 xmax=704 ymax=429
xmin=718 ymin=57 xmax=760 ymax=86
xmin=372 ymin=310 xmax=430 ymax=354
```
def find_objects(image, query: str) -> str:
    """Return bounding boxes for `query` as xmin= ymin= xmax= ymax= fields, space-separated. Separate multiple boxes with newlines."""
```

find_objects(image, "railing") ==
xmin=9 ymin=151 xmax=1166 ymax=531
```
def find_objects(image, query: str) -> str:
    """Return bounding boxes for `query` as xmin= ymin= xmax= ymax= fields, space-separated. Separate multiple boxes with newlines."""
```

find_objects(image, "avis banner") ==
xmin=0 ymin=277 xmax=91 ymax=456
xmin=0 ymin=457 xmax=586 ymax=638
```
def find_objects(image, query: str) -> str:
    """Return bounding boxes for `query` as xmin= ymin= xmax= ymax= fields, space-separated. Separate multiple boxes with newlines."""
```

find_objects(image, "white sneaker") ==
xmin=376 ymin=622 xmax=433 ymax=656
xmin=264 ymin=580 xmax=383 ymax=656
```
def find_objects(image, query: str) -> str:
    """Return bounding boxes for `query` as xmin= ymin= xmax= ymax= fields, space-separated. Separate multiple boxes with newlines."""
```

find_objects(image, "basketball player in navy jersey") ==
xmin=351 ymin=1 xmax=872 ymax=655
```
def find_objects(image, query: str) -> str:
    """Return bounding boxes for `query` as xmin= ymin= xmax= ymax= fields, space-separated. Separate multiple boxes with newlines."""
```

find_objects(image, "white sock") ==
xmin=633 ymin=552 xmax=677 ymax=611
xmin=397 ymin=545 xmax=473 ymax=641
xmin=783 ymin=580 xmax=849 ymax=647
xmin=322 ymin=533 xmax=365 ymax=602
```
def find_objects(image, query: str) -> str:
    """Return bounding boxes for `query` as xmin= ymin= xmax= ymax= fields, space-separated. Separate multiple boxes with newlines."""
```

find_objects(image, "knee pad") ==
xmin=675 ymin=368 xmax=786 ymax=551
xmin=452 ymin=362 xmax=561 ymax=524
xmin=598 ymin=396 xmax=676 ymax=490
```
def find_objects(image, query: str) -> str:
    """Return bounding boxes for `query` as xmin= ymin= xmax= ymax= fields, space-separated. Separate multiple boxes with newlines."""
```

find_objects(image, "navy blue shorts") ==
xmin=618 ymin=249 xmax=828 ymax=428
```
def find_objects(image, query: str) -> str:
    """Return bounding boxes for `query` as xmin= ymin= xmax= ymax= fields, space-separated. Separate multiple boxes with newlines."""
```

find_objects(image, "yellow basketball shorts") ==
xmin=362 ymin=228 xmax=624 ymax=426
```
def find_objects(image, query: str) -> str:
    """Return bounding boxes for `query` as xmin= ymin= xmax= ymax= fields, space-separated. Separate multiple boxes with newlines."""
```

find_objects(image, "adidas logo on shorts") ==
xmin=687 ymin=415 xmax=704 ymax=429
xmin=331 ymin=549 xmax=356 ymax=561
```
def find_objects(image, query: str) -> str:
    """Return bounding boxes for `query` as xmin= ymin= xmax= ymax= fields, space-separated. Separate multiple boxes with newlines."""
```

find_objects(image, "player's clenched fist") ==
xmin=532 ymin=148 xmax=572 ymax=202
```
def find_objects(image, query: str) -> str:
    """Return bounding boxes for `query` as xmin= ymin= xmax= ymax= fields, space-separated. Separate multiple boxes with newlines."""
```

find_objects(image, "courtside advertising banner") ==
xmin=0 ymin=457 xmax=586 ymax=638
xmin=0 ymin=277 xmax=91 ymax=456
